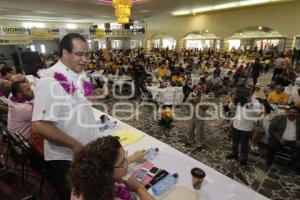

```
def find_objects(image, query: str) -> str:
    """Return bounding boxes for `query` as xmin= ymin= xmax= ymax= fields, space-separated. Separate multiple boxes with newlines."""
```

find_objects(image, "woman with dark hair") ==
xmin=69 ymin=136 xmax=155 ymax=200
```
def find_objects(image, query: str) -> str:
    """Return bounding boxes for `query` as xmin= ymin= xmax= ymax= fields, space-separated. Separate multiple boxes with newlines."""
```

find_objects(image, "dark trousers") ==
xmin=267 ymin=140 xmax=300 ymax=169
xmin=232 ymin=128 xmax=251 ymax=161
xmin=183 ymin=93 xmax=190 ymax=102
xmin=272 ymin=68 xmax=284 ymax=80
xmin=252 ymin=75 xmax=259 ymax=86
xmin=158 ymin=118 xmax=172 ymax=128
xmin=45 ymin=160 xmax=71 ymax=200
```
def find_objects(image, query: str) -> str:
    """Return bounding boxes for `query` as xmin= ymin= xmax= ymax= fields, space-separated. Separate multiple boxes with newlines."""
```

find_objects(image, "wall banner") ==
xmin=0 ymin=27 xmax=29 ymax=45
xmin=90 ymin=28 xmax=105 ymax=39
xmin=30 ymin=28 xmax=54 ymax=40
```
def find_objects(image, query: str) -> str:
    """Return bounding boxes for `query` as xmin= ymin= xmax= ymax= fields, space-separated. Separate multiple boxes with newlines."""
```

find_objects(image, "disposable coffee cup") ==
xmin=191 ymin=168 xmax=206 ymax=190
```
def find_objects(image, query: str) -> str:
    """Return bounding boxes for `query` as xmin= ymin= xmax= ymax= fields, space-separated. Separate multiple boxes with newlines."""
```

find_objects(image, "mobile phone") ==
xmin=148 ymin=167 xmax=160 ymax=177
xmin=136 ymin=168 xmax=148 ymax=181
xmin=145 ymin=170 xmax=169 ymax=189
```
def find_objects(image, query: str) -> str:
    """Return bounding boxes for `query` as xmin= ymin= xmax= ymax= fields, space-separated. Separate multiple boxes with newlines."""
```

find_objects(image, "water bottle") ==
xmin=151 ymin=173 xmax=178 ymax=196
xmin=108 ymin=121 xmax=117 ymax=129
xmin=145 ymin=147 xmax=159 ymax=160
xmin=98 ymin=123 xmax=108 ymax=131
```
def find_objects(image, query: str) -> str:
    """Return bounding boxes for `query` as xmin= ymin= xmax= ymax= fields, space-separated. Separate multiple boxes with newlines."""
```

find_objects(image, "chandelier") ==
xmin=112 ymin=0 xmax=132 ymax=24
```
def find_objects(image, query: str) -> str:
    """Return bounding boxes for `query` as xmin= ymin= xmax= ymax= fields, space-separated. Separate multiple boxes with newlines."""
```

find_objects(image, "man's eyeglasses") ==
xmin=71 ymin=52 xmax=89 ymax=58
xmin=114 ymin=151 xmax=128 ymax=168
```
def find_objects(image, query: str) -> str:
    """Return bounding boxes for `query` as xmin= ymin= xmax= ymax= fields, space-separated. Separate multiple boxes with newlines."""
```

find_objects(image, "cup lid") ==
xmin=191 ymin=167 xmax=206 ymax=178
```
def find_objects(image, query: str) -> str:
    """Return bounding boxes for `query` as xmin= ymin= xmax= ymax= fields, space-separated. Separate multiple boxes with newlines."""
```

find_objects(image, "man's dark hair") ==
xmin=59 ymin=33 xmax=87 ymax=58
xmin=11 ymin=81 xmax=23 ymax=97
xmin=0 ymin=66 xmax=13 ymax=77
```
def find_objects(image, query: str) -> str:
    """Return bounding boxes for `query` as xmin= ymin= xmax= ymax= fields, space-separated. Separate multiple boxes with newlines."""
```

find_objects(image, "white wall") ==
xmin=145 ymin=1 xmax=300 ymax=50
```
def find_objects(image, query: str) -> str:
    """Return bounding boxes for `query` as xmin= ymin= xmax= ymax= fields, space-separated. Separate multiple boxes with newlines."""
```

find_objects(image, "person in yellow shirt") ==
xmin=108 ymin=62 xmax=118 ymax=74
xmin=284 ymin=55 xmax=290 ymax=70
xmin=155 ymin=62 xmax=169 ymax=81
xmin=296 ymin=98 xmax=300 ymax=108
xmin=171 ymin=71 xmax=184 ymax=86
xmin=158 ymin=105 xmax=173 ymax=129
xmin=267 ymin=85 xmax=289 ymax=105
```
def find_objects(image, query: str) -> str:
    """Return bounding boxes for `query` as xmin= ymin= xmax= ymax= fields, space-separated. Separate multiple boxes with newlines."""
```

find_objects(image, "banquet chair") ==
xmin=13 ymin=132 xmax=51 ymax=200
xmin=140 ymin=88 xmax=149 ymax=102
xmin=0 ymin=121 xmax=8 ymax=156
xmin=207 ymin=92 xmax=215 ymax=100
xmin=274 ymin=146 xmax=293 ymax=166
xmin=0 ymin=124 xmax=50 ymax=199
xmin=0 ymin=125 xmax=31 ymax=187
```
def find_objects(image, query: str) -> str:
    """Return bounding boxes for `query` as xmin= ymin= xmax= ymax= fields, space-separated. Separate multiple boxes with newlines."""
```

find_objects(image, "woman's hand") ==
xmin=125 ymin=176 xmax=156 ymax=200
xmin=128 ymin=150 xmax=146 ymax=163
xmin=125 ymin=176 xmax=144 ymax=193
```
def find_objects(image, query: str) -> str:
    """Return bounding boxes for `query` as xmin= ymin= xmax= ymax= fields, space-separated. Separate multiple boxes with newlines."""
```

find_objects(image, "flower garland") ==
xmin=82 ymin=80 xmax=93 ymax=97
xmin=54 ymin=72 xmax=77 ymax=95
xmin=10 ymin=96 xmax=26 ymax=103
xmin=53 ymin=72 xmax=93 ymax=98
xmin=114 ymin=183 xmax=133 ymax=200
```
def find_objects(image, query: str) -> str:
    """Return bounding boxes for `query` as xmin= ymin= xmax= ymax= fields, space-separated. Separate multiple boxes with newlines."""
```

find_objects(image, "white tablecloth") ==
xmin=191 ymin=75 xmax=205 ymax=87
xmin=93 ymin=108 xmax=269 ymax=200
xmin=107 ymin=74 xmax=132 ymax=82
xmin=146 ymin=86 xmax=184 ymax=105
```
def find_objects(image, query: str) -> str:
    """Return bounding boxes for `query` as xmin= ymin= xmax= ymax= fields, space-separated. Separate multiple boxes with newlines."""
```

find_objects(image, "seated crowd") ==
xmin=0 ymin=43 xmax=300 ymax=200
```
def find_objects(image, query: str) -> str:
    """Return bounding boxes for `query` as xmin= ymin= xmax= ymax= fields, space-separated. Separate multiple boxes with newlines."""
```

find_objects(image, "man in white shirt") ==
xmin=289 ymin=88 xmax=300 ymax=104
xmin=207 ymin=71 xmax=227 ymax=97
xmin=226 ymin=97 xmax=262 ymax=166
xmin=267 ymin=106 xmax=300 ymax=170
xmin=32 ymin=33 xmax=99 ymax=200
xmin=251 ymin=84 xmax=266 ymax=102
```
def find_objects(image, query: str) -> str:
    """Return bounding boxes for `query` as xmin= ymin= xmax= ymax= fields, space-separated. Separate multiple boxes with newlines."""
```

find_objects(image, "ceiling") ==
xmin=0 ymin=0 xmax=294 ymax=24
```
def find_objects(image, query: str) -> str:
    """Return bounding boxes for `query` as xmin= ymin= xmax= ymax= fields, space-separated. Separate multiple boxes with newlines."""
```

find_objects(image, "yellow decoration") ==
xmin=30 ymin=28 xmax=54 ymax=40
xmin=113 ymin=0 xmax=132 ymax=8
xmin=112 ymin=0 xmax=131 ymax=24
xmin=115 ymin=5 xmax=131 ymax=17
xmin=112 ymin=128 xmax=142 ymax=146
xmin=117 ymin=17 xmax=129 ymax=24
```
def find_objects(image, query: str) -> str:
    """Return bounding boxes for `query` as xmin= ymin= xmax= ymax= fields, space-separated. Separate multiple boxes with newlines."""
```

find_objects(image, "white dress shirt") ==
xmin=281 ymin=119 xmax=297 ymax=141
xmin=32 ymin=60 xmax=99 ymax=161
xmin=230 ymin=102 xmax=262 ymax=132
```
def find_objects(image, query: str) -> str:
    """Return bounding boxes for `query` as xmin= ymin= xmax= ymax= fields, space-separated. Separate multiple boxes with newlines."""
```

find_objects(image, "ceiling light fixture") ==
xmin=172 ymin=0 xmax=287 ymax=16
xmin=112 ymin=0 xmax=132 ymax=24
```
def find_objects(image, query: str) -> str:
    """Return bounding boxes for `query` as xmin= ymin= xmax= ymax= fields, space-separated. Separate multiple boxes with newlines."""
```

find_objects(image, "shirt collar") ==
xmin=10 ymin=96 xmax=26 ymax=103
xmin=52 ymin=60 xmax=83 ymax=83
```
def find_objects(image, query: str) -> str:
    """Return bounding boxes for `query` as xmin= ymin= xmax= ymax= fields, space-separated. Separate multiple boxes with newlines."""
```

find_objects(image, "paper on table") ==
xmin=157 ymin=185 xmax=198 ymax=200
xmin=113 ymin=128 xmax=142 ymax=146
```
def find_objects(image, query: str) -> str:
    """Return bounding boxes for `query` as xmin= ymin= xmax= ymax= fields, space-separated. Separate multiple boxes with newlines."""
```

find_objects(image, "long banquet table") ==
xmin=93 ymin=108 xmax=269 ymax=200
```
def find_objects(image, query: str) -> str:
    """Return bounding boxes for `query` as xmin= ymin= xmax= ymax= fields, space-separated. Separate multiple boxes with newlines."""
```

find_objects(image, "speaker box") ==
xmin=104 ymin=23 xmax=110 ymax=30
xmin=21 ymin=52 xmax=45 ymax=77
